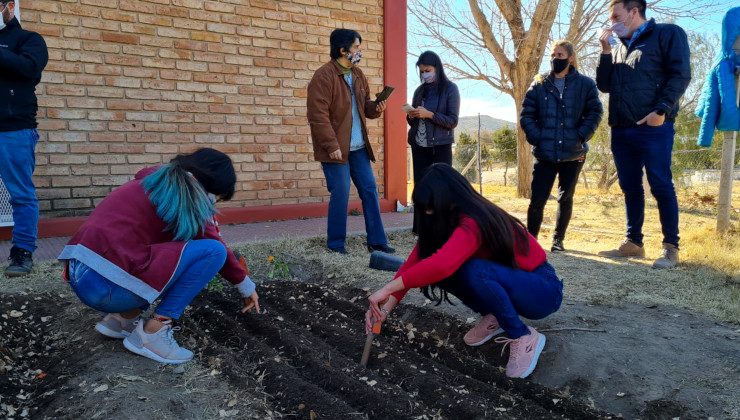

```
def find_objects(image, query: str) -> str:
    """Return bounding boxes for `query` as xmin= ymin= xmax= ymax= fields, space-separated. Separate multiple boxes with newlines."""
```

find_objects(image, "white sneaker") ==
xmin=95 ymin=313 xmax=139 ymax=339
xmin=123 ymin=320 xmax=193 ymax=364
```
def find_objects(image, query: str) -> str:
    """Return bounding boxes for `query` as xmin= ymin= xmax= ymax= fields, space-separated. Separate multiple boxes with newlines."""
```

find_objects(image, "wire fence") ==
xmin=447 ymin=141 xmax=740 ymax=218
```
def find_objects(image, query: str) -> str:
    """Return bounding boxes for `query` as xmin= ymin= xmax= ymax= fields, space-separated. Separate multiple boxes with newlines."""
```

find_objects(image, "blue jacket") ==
xmin=407 ymin=81 xmax=460 ymax=146
xmin=0 ymin=18 xmax=48 ymax=132
xmin=695 ymin=7 xmax=740 ymax=147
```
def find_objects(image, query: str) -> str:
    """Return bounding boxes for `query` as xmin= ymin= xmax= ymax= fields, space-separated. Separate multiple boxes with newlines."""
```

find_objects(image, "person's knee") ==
xmin=204 ymin=240 xmax=228 ymax=266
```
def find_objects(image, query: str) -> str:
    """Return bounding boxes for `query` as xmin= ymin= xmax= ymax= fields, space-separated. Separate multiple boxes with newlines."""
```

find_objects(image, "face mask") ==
xmin=421 ymin=70 xmax=436 ymax=84
xmin=0 ymin=5 xmax=7 ymax=31
xmin=611 ymin=11 xmax=633 ymax=38
xmin=346 ymin=50 xmax=362 ymax=65
xmin=550 ymin=58 xmax=570 ymax=74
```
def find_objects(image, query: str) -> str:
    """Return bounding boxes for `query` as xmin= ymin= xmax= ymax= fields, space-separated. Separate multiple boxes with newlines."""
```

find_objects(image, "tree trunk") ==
xmin=503 ymin=161 xmax=508 ymax=186
xmin=513 ymin=89 xmax=532 ymax=198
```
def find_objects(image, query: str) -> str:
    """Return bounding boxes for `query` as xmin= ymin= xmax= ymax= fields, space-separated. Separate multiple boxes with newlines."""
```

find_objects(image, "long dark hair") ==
xmin=412 ymin=163 xmax=530 ymax=305
xmin=415 ymin=50 xmax=450 ymax=97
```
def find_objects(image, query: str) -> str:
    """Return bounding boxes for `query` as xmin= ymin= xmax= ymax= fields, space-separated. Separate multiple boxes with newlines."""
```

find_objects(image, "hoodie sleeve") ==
xmin=695 ymin=68 xmax=720 ymax=148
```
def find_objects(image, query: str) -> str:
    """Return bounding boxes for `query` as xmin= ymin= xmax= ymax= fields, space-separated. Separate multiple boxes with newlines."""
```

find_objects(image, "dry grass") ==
xmin=4 ymin=181 xmax=738 ymax=327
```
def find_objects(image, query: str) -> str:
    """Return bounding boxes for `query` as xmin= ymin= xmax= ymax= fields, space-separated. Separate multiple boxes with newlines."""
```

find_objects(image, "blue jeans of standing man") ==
xmin=611 ymin=122 xmax=679 ymax=247
xmin=321 ymin=148 xmax=388 ymax=250
xmin=440 ymin=260 xmax=563 ymax=339
xmin=67 ymin=239 xmax=227 ymax=319
xmin=0 ymin=129 xmax=39 ymax=252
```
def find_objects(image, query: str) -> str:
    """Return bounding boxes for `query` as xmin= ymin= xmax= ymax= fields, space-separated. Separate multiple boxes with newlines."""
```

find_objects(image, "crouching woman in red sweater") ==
xmin=59 ymin=148 xmax=260 ymax=365
xmin=366 ymin=163 xmax=563 ymax=378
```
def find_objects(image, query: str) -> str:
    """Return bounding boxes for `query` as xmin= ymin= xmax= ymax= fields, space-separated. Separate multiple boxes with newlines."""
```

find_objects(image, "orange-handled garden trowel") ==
xmin=360 ymin=321 xmax=382 ymax=368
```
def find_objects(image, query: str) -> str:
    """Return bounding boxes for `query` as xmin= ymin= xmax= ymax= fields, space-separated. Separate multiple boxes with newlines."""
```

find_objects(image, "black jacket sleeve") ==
xmin=430 ymin=83 xmax=460 ymax=129
xmin=595 ymin=53 xmax=613 ymax=93
xmin=655 ymin=25 xmax=691 ymax=115
xmin=519 ymin=82 xmax=541 ymax=145
xmin=0 ymin=32 xmax=48 ymax=80
xmin=577 ymin=79 xmax=603 ymax=142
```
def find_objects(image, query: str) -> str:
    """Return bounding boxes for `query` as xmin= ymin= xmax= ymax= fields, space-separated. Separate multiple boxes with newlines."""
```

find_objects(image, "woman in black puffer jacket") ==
xmin=520 ymin=40 xmax=603 ymax=252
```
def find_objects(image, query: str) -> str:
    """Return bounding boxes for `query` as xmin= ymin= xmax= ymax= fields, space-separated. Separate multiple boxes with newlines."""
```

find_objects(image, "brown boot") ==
xmin=599 ymin=239 xmax=646 ymax=258
xmin=652 ymin=243 xmax=679 ymax=269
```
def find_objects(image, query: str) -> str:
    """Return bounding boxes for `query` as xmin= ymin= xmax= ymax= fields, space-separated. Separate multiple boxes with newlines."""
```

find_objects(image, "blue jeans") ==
xmin=321 ymin=148 xmax=388 ymax=250
xmin=0 ymin=129 xmax=39 ymax=252
xmin=611 ymin=122 xmax=679 ymax=247
xmin=67 ymin=239 xmax=227 ymax=319
xmin=440 ymin=260 xmax=563 ymax=339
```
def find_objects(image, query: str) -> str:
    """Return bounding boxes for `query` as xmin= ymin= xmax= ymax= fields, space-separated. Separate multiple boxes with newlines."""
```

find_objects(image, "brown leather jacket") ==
xmin=306 ymin=61 xmax=381 ymax=163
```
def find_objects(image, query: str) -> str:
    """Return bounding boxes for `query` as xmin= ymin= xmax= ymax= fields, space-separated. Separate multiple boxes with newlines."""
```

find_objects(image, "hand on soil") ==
xmin=241 ymin=291 xmax=261 ymax=314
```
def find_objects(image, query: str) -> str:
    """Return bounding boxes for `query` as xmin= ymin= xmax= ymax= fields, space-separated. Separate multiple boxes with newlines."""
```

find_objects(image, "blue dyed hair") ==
xmin=142 ymin=162 xmax=217 ymax=241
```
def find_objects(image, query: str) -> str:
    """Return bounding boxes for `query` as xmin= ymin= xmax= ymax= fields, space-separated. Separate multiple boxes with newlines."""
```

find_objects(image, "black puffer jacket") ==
xmin=596 ymin=19 xmax=691 ymax=127
xmin=520 ymin=68 xmax=603 ymax=163
xmin=0 ymin=18 xmax=48 ymax=132
xmin=407 ymin=81 xmax=460 ymax=146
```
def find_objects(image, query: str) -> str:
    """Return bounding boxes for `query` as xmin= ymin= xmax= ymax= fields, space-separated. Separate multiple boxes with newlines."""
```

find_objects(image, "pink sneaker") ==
xmin=463 ymin=314 xmax=504 ymax=346
xmin=494 ymin=326 xmax=546 ymax=378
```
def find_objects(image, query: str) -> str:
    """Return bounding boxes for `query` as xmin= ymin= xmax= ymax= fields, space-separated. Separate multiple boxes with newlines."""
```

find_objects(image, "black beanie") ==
xmin=171 ymin=148 xmax=237 ymax=201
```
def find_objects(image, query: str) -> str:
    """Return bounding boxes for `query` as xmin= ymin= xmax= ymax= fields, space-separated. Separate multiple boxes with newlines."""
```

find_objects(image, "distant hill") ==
xmin=456 ymin=115 xmax=513 ymax=137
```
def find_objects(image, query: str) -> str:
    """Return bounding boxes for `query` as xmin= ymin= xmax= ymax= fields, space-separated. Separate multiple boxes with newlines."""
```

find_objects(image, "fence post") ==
xmin=477 ymin=113 xmax=482 ymax=193
xmin=716 ymin=68 xmax=739 ymax=234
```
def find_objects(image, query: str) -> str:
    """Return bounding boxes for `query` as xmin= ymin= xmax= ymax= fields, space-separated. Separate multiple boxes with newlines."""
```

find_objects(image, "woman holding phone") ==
xmin=406 ymin=51 xmax=461 ymax=184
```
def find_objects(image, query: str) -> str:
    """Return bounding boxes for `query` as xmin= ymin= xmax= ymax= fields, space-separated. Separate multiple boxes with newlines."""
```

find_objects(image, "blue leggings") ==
xmin=68 ymin=239 xmax=227 ymax=319
xmin=440 ymin=260 xmax=563 ymax=339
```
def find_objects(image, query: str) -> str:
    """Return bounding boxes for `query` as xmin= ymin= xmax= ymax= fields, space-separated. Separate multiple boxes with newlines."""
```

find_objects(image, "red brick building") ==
xmin=2 ymin=0 xmax=407 ymax=238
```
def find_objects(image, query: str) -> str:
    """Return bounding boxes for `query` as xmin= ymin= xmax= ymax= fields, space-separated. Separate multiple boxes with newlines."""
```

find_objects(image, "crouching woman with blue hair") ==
xmin=58 ymin=148 xmax=259 ymax=364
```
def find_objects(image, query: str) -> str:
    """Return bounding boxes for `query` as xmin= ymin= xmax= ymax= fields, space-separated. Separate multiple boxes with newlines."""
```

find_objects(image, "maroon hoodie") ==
xmin=58 ymin=167 xmax=249 ymax=303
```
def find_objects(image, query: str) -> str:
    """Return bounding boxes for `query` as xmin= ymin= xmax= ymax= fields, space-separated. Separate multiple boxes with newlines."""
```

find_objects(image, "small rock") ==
xmin=9 ymin=310 xmax=23 ymax=318
xmin=173 ymin=366 xmax=186 ymax=374
xmin=616 ymin=392 xmax=626 ymax=397
xmin=93 ymin=384 xmax=108 ymax=393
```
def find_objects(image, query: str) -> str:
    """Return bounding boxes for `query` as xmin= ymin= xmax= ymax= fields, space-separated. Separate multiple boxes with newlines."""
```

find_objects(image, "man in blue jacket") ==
xmin=596 ymin=0 xmax=690 ymax=269
xmin=0 ymin=0 xmax=48 ymax=277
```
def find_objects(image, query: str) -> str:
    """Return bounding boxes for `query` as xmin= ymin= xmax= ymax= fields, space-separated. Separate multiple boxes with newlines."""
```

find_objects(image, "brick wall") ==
xmin=22 ymin=0 xmax=385 ymax=216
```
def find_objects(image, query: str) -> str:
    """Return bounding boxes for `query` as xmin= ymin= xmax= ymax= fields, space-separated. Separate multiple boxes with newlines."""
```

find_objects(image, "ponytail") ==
xmin=142 ymin=162 xmax=216 ymax=241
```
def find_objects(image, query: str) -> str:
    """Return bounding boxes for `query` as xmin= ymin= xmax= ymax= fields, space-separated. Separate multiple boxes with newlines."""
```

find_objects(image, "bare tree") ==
xmin=409 ymin=0 xmax=734 ymax=197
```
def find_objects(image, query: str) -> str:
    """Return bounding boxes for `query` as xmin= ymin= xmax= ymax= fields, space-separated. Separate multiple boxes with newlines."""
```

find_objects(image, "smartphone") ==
xmin=402 ymin=104 xmax=414 ymax=113
xmin=374 ymin=86 xmax=394 ymax=103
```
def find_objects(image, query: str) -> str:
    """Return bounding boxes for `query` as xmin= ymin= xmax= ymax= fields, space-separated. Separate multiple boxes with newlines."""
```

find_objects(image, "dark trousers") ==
xmin=411 ymin=143 xmax=452 ymax=233
xmin=527 ymin=159 xmax=584 ymax=241
xmin=411 ymin=142 xmax=452 ymax=183
xmin=611 ymin=122 xmax=679 ymax=247
xmin=440 ymin=260 xmax=563 ymax=339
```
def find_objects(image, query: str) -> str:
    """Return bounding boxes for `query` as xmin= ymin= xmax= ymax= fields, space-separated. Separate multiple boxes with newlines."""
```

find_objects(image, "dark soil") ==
xmin=183 ymin=280 xmax=613 ymax=419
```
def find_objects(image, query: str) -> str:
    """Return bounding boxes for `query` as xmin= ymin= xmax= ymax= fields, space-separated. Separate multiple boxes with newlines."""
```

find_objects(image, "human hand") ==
xmin=599 ymin=28 xmax=613 ymax=53
xmin=329 ymin=149 xmax=343 ymax=160
xmin=636 ymin=111 xmax=665 ymax=127
xmin=240 ymin=291 xmax=261 ymax=313
xmin=375 ymin=100 xmax=387 ymax=113
xmin=409 ymin=106 xmax=433 ymax=119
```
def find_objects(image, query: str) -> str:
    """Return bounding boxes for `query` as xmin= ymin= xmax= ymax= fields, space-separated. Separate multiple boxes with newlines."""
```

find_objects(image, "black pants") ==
xmin=411 ymin=143 xmax=452 ymax=233
xmin=527 ymin=159 xmax=584 ymax=241
xmin=411 ymin=142 xmax=452 ymax=183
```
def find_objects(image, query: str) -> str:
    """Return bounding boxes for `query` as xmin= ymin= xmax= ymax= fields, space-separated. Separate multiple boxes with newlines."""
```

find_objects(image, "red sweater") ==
xmin=391 ymin=216 xmax=546 ymax=302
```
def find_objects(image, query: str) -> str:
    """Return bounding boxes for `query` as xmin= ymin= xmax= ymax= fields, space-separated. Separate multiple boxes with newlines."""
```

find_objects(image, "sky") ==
xmin=406 ymin=1 xmax=735 ymax=122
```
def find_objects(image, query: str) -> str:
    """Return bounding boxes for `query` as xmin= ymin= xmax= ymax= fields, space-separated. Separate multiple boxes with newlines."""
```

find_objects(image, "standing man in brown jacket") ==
xmin=307 ymin=29 xmax=394 ymax=255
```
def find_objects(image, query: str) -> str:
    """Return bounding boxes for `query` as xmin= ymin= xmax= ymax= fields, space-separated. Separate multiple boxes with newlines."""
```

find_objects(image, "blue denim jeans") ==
xmin=611 ymin=122 xmax=679 ymax=247
xmin=0 ymin=129 xmax=39 ymax=252
xmin=67 ymin=239 xmax=227 ymax=319
xmin=321 ymin=148 xmax=388 ymax=250
xmin=440 ymin=260 xmax=563 ymax=339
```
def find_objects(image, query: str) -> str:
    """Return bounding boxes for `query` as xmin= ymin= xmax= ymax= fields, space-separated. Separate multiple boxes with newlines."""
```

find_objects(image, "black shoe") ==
xmin=5 ymin=246 xmax=34 ymax=277
xmin=328 ymin=247 xmax=348 ymax=255
xmin=367 ymin=244 xmax=396 ymax=254
xmin=551 ymin=239 xmax=565 ymax=252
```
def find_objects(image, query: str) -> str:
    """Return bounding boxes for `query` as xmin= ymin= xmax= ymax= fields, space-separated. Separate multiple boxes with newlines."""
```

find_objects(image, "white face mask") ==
xmin=0 ymin=5 xmax=8 ymax=31
xmin=421 ymin=70 xmax=436 ymax=84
